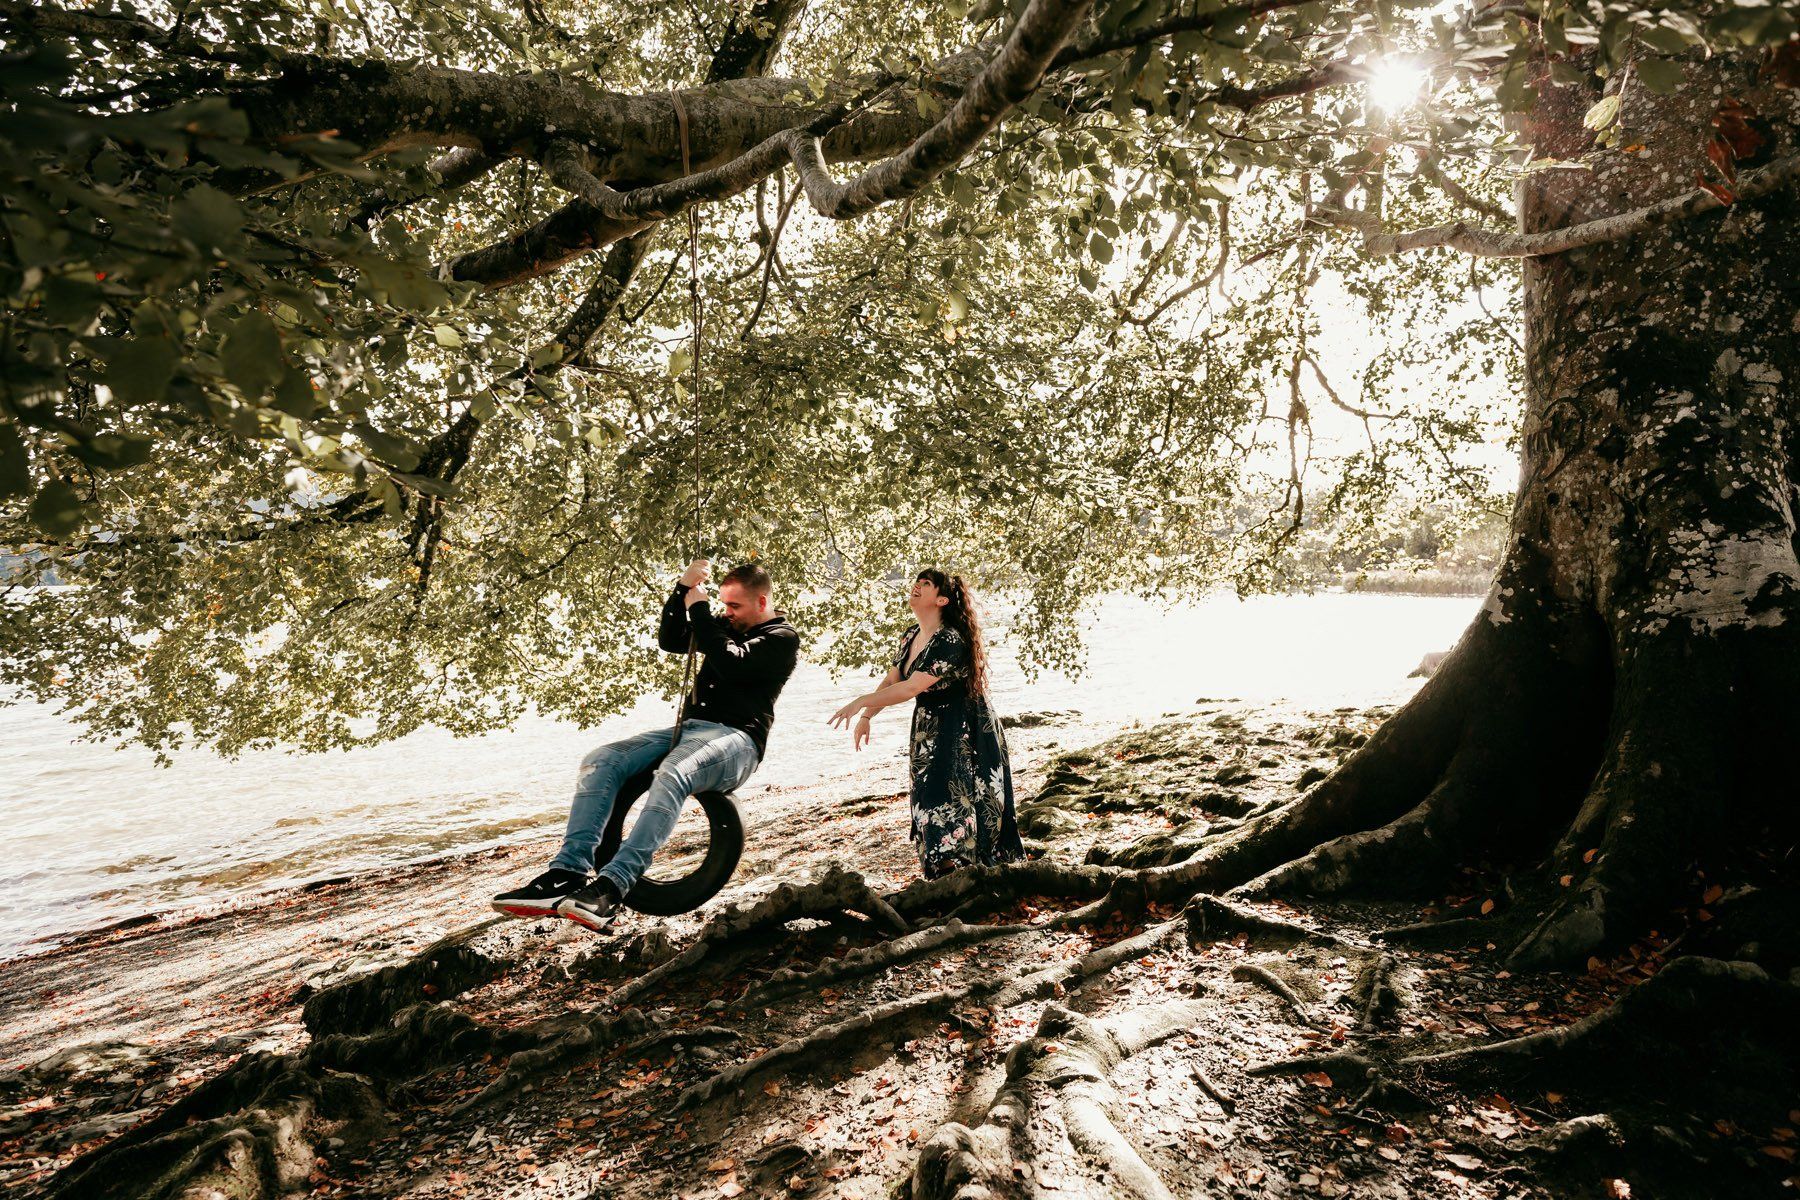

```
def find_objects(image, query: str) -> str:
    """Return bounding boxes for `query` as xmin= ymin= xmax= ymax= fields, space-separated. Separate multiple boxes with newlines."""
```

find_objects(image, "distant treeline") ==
xmin=1280 ymin=501 xmax=1507 ymax=598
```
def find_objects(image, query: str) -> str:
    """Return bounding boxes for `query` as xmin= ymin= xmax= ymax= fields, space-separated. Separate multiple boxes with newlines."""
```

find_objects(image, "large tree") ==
xmin=2 ymin=0 xmax=1797 ymax=977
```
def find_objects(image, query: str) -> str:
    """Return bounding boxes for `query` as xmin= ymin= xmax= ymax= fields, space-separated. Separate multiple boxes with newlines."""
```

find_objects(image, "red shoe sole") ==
xmin=558 ymin=906 xmax=611 ymax=932
xmin=492 ymin=902 xmax=561 ymax=918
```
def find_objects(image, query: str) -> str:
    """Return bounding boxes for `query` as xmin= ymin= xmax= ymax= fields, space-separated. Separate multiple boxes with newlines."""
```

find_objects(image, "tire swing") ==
xmin=598 ymin=92 xmax=744 ymax=917
xmin=594 ymin=767 xmax=744 ymax=917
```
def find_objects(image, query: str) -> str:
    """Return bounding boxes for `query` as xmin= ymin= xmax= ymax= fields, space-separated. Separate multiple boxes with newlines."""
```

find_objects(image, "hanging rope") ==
xmin=671 ymin=90 xmax=702 ymax=752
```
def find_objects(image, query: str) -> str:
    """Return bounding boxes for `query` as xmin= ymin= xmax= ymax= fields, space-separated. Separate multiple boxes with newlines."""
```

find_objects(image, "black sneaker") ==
xmin=491 ymin=868 xmax=589 ymax=918
xmin=556 ymin=877 xmax=622 ymax=931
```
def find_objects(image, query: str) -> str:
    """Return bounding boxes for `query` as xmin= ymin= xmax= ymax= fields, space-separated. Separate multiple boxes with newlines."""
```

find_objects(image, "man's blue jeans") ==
xmin=550 ymin=720 xmax=760 ymax=894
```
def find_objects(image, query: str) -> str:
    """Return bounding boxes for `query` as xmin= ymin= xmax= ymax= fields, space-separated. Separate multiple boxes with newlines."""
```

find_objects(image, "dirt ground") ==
xmin=3 ymin=701 xmax=1795 ymax=1199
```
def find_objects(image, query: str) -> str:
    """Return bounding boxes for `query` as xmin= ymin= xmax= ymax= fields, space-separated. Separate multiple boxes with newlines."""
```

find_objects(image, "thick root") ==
xmin=889 ymin=861 xmax=1122 ymax=924
xmin=1403 ymin=955 xmax=1798 ymax=1079
xmin=1229 ymin=962 xmax=1319 ymax=1027
xmin=676 ymin=990 xmax=964 ymax=1110
xmin=1251 ymin=956 xmax=1798 ymax=1111
xmin=912 ymin=1000 xmax=1209 ymax=1200
xmin=300 ymin=920 xmax=507 ymax=1038
xmin=600 ymin=862 xmax=914 ymax=1016
xmin=454 ymin=1007 xmax=648 ymax=1112
xmin=1345 ymin=951 xmax=1401 ymax=1031
xmin=47 ymin=1059 xmax=386 ymax=1200
xmin=737 ymin=918 xmax=1030 ymax=1010
xmin=683 ymin=906 xmax=1196 ymax=1113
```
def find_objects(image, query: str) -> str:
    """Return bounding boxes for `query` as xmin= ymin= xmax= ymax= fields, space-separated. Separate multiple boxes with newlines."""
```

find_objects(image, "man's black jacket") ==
xmin=658 ymin=583 xmax=799 ymax=759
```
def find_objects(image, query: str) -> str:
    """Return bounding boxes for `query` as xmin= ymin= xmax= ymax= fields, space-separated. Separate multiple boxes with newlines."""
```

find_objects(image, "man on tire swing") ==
xmin=492 ymin=558 xmax=799 ymax=930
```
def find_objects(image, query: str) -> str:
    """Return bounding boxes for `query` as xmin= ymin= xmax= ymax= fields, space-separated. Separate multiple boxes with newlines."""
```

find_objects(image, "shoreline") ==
xmin=0 ymin=704 xmax=1114 ymax=1067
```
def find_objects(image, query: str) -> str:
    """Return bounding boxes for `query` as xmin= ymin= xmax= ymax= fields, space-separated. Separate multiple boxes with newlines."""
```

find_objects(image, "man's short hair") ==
xmin=720 ymin=562 xmax=772 ymax=595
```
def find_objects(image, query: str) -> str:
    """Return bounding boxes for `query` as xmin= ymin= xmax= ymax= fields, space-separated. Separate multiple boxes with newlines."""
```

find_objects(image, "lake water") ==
xmin=0 ymin=592 xmax=1481 ymax=959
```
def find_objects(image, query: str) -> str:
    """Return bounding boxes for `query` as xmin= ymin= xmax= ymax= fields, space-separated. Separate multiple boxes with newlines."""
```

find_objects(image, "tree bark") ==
xmin=1171 ymin=49 xmax=1800 ymax=967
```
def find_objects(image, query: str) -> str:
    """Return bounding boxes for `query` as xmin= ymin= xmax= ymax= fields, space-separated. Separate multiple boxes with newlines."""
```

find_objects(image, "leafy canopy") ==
xmin=1 ymin=0 xmax=1793 ymax=751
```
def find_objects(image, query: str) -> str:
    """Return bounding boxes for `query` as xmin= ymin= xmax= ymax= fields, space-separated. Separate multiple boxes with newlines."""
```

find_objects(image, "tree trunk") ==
xmin=1166 ymin=49 xmax=1800 ymax=967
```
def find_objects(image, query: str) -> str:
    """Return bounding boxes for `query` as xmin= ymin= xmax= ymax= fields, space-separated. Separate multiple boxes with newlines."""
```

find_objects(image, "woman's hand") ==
xmin=852 ymin=714 xmax=872 ymax=751
xmin=829 ymin=698 xmax=868 ymax=728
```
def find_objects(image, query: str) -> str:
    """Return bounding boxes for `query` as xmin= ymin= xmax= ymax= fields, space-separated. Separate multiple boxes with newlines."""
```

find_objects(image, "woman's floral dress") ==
xmin=897 ymin=623 xmax=1025 ymax=878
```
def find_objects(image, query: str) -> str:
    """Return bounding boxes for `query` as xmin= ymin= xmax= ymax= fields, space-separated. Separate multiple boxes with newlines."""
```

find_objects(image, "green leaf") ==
xmin=40 ymin=276 xmax=103 ymax=329
xmin=357 ymin=257 xmax=451 ymax=312
xmin=1636 ymin=25 xmax=1692 ymax=56
xmin=1077 ymin=266 xmax=1098 ymax=292
xmin=273 ymin=368 xmax=317 ymax=417
xmin=28 ymin=478 xmax=86 ymax=537
xmin=667 ymin=348 xmax=693 ymax=378
xmin=170 ymin=185 xmax=245 ymax=253
xmin=1088 ymin=232 xmax=1114 ymax=265
xmin=1582 ymin=94 xmax=1621 ymax=132
xmin=391 ymin=471 xmax=456 ymax=497
xmin=220 ymin=313 xmax=285 ymax=397
xmin=0 ymin=422 xmax=29 ymax=498
xmin=353 ymin=422 xmax=421 ymax=471
xmin=70 ymin=432 xmax=156 ymax=470
xmin=1634 ymin=56 xmax=1686 ymax=95
xmin=433 ymin=324 xmax=464 ymax=348
xmin=104 ymin=337 xmax=178 ymax=406
xmin=941 ymin=288 xmax=970 ymax=322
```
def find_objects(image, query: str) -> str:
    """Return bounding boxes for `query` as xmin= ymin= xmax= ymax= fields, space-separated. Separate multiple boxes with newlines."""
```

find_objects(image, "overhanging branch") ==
xmin=1317 ymin=152 xmax=1800 ymax=259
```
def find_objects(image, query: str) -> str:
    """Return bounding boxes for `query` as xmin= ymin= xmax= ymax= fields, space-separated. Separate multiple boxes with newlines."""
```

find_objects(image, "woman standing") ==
xmin=830 ymin=570 xmax=1024 ymax=878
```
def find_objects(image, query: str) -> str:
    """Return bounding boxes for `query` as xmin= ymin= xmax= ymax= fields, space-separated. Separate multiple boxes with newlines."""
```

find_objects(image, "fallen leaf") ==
xmin=719 ymin=1177 xmax=744 ymax=1198
xmin=1763 ymin=1145 xmax=1797 ymax=1162
xmin=1606 ymin=1179 xmax=1632 ymax=1199
xmin=1442 ymin=1152 xmax=1483 ymax=1171
xmin=1479 ymin=898 xmax=1495 ymax=915
xmin=1695 ymin=172 xmax=1736 ymax=205
xmin=763 ymin=1081 xmax=781 ymax=1097
xmin=1302 ymin=1071 xmax=1334 ymax=1088
xmin=1702 ymin=884 xmax=1724 ymax=905
xmin=706 ymin=1159 xmax=734 ymax=1173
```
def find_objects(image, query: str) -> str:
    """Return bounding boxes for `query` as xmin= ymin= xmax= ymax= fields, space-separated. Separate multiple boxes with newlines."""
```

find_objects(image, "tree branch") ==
xmin=350 ymin=148 xmax=503 ymax=231
xmin=1317 ymin=152 xmax=1800 ymax=259
xmin=533 ymin=0 xmax=1090 ymax=235
xmin=787 ymin=0 xmax=1092 ymax=219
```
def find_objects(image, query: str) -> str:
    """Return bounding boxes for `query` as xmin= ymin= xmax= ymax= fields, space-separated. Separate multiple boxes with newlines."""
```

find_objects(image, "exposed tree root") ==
xmin=1229 ymin=962 xmax=1319 ymax=1027
xmin=614 ymin=1023 xmax=741 ymax=1065
xmin=737 ymin=917 xmax=1030 ymax=1010
xmin=1375 ymin=913 xmax=1490 ymax=947
xmin=44 ymin=927 xmax=534 ymax=1200
xmin=1346 ymin=951 xmax=1400 ymax=1031
xmin=1403 ymin=955 xmax=1798 ymax=1079
xmin=1184 ymin=894 xmax=1342 ymax=949
xmin=601 ymin=863 xmax=914 ymax=1014
xmin=889 ymin=861 xmax=1123 ymax=924
xmin=1251 ymin=956 xmax=1798 ymax=1111
xmin=912 ymin=1000 xmax=1210 ymax=1200
xmin=46 ymin=1056 xmax=388 ymax=1200
xmin=454 ymin=1007 xmax=648 ymax=1112
xmin=1042 ymin=872 xmax=1156 ymax=933
xmin=1190 ymin=1065 xmax=1235 ymax=1114
xmin=679 ymin=904 xmax=1198 ymax=1114
xmin=676 ymin=990 xmax=964 ymax=1110
xmin=300 ymin=921 xmax=507 ymax=1038
xmin=1245 ymin=1050 xmax=1426 ymax=1110
xmin=987 ymin=908 xmax=1190 ymax=1010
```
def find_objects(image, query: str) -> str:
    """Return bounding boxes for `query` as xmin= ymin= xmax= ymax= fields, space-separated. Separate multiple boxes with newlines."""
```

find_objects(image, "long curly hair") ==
xmin=917 ymin=569 xmax=989 ymax=699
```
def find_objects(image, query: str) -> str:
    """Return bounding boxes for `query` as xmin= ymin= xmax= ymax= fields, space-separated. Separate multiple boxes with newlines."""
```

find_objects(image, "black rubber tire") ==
xmin=594 ymin=765 xmax=745 ymax=916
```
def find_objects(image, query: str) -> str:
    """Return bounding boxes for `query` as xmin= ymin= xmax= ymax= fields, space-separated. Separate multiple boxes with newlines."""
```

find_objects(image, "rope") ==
xmin=671 ymin=90 xmax=702 ymax=754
